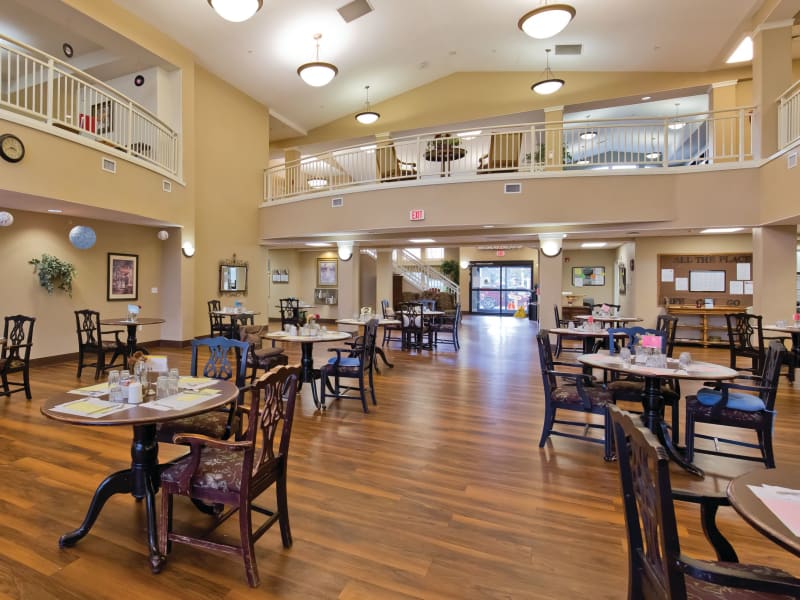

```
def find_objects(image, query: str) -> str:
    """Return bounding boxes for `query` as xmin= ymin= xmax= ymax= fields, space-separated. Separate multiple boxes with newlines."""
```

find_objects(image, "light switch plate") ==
xmin=151 ymin=287 xmax=158 ymax=293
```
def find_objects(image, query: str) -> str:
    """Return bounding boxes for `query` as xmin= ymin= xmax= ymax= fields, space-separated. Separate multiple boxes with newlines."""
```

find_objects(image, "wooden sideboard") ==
xmin=667 ymin=306 xmax=731 ymax=347
xmin=561 ymin=305 xmax=591 ymax=322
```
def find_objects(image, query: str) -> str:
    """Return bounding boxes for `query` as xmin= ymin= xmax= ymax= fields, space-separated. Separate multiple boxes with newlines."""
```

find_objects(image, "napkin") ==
xmin=747 ymin=484 xmax=800 ymax=536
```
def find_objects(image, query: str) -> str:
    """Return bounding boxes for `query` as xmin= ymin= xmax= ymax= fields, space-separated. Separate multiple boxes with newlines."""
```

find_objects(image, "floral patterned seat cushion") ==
xmin=607 ymin=379 xmax=678 ymax=401
xmin=161 ymin=448 xmax=244 ymax=493
xmin=157 ymin=412 xmax=229 ymax=442
xmin=686 ymin=396 xmax=767 ymax=426
xmin=686 ymin=560 xmax=798 ymax=599
xmin=552 ymin=386 xmax=611 ymax=407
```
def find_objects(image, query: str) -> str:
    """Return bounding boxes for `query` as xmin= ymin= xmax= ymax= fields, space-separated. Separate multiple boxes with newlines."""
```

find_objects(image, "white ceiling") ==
xmin=105 ymin=0 xmax=769 ymax=137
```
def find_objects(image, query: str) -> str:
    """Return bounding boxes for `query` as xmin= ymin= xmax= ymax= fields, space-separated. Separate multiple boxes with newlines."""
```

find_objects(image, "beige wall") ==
xmin=561 ymin=249 xmax=617 ymax=305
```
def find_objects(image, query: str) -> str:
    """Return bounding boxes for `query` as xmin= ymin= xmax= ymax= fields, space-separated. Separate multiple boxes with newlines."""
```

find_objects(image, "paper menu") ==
xmin=67 ymin=382 xmax=110 ymax=396
xmin=747 ymin=484 xmax=800 ymax=536
xmin=51 ymin=398 xmax=129 ymax=418
xmin=149 ymin=390 xmax=221 ymax=410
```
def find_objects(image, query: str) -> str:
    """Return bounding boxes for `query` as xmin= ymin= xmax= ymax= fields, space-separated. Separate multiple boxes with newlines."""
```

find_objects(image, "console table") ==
xmin=561 ymin=305 xmax=590 ymax=322
xmin=666 ymin=306 xmax=731 ymax=347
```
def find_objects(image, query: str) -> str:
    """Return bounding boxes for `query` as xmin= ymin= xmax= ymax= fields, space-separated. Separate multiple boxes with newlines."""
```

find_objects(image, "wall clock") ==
xmin=0 ymin=134 xmax=25 ymax=163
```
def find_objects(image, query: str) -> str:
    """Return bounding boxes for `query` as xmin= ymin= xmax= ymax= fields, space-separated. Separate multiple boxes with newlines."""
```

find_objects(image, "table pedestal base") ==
xmin=58 ymin=424 xmax=165 ymax=572
xmin=299 ymin=342 xmax=321 ymax=409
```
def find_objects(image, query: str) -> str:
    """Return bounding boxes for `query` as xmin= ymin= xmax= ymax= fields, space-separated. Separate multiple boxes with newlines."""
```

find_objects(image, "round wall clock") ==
xmin=0 ymin=134 xmax=25 ymax=163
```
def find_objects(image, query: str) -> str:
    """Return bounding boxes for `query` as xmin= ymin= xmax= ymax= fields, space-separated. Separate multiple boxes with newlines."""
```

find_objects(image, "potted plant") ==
xmin=29 ymin=254 xmax=76 ymax=296
xmin=440 ymin=259 xmax=460 ymax=284
xmin=533 ymin=143 xmax=572 ymax=164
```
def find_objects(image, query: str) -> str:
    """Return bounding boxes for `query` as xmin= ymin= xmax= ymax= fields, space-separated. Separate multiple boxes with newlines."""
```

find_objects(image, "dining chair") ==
xmin=399 ymin=302 xmax=426 ymax=351
xmin=477 ymin=132 xmax=522 ymax=173
xmin=684 ymin=339 xmax=785 ymax=468
xmin=725 ymin=312 xmax=764 ymax=375
xmin=157 ymin=337 xmax=251 ymax=444
xmin=609 ymin=405 xmax=800 ymax=600
xmin=380 ymin=299 xmax=403 ymax=347
xmin=239 ymin=324 xmax=288 ymax=383
xmin=320 ymin=318 xmax=379 ymax=412
xmin=158 ymin=365 xmax=300 ymax=588
xmin=536 ymin=330 xmax=613 ymax=460
xmin=279 ymin=298 xmax=301 ymax=330
xmin=375 ymin=143 xmax=417 ymax=182
xmin=74 ymin=309 xmax=126 ymax=379
xmin=431 ymin=303 xmax=461 ymax=350
xmin=552 ymin=304 xmax=582 ymax=357
xmin=0 ymin=314 xmax=36 ymax=400
xmin=208 ymin=299 xmax=225 ymax=337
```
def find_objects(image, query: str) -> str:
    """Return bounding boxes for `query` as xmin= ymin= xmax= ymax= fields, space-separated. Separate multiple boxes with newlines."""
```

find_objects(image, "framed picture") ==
xmin=317 ymin=258 xmax=338 ymax=287
xmin=91 ymin=100 xmax=113 ymax=135
xmin=107 ymin=253 xmax=138 ymax=301
xmin=572 ymin=266 xmax=605 ymax=287
xmin=618 ymin=263 xmax=627 ymax=295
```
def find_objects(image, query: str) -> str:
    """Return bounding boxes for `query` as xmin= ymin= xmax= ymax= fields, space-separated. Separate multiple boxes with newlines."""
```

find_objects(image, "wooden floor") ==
xmin=2 ymin=316 xmax=799 ymax=599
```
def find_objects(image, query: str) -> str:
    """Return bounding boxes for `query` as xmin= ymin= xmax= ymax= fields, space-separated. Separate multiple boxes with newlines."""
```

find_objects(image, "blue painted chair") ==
xmin=684 ymin=340 xmax=784 ymax=468
xmin=320 ymin=318 xmax=378 ymax=412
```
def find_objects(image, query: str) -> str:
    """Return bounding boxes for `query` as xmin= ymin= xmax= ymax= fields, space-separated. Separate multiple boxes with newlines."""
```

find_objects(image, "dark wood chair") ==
xmin=74 ymin=309 xmax=126 ymax=379
xmin=380 ymin=299 xmax=402 ymax=347
xmin=239 ymin=324 xmax=289 ymax=383
xmin=656 ymin=313 xmax=679 ymax=357
xmin=230 ymin=312 xmax=254 ymax=339
xmin=398 ymin=302 xmax=427 ymax=350
xmin=431 ymin=303 xmax=461 ymax=350
xmin=552 ymin=304 xmax=583 ymax=357
xmin=609 ymin=405 xmax=800 ymax=600
xmin=590 ymin=303 xmax=621 ymax=312
xmin=0 ymin=314 xmax=35 ymax=400
xmin=536 ymin=330 xmax=613 ymax=460
xmin=685 ymin=339 xmax=784 ymax=468
xmin=279 ymin=298 xmax=301 ymax=330
xmin=320 ymin=318 xmax=379 ymax=412
xmin=158 ymin=365 xmax=300 ymax=588
xmin=726 ymin=312 xmax=764 ymax=375
xmin=208 ymin=299 xmax=226 ymax=337
xmin=157 ymin=337 xmax=250 ymax=444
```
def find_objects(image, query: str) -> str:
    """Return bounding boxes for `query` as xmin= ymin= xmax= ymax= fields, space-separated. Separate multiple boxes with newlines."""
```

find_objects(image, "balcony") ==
xmin=0 ymin=35 xmax=180 ymax=178
xmin=264 ymin=107 xmax=754 ymax=204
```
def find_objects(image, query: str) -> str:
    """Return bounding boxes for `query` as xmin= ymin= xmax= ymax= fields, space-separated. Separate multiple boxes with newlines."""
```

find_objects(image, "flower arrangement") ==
xmin=127 ymin=350 xmax=147 ymax=372
xmin=308 ymin=313 xmax=321 ymax=326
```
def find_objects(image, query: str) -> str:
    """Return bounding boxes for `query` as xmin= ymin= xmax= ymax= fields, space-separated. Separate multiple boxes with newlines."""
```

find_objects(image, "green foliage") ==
xmin=440 ymin=259 xmax=460 ymax=284
xmin=29 ymin=254 xmax=76 ymax=296
xmin=532 ymin=143 xmax=572 ymax=164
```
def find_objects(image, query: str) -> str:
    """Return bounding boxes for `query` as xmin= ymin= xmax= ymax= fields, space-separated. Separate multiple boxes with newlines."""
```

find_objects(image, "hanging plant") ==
xmin=29 ymin=254 xmax=77 ymax=296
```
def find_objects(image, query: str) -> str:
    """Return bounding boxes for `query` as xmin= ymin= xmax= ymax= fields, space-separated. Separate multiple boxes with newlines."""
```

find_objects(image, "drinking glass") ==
xmin=619 ymin=347 xmax=632 ymax=367
xmin=168 ymin=368 xmax=180 ymax=396
xmin=108 ymin=370 xmax=122 ymax=402
xmin=156 ymin=376 xmax=169 ymax=400
xmin=678 ymin=352 xmax=692 ymax=371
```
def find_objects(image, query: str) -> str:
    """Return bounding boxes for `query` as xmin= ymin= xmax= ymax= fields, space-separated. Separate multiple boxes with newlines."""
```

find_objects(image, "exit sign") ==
xmin=409 ymin=209 xmax=425 ymax=221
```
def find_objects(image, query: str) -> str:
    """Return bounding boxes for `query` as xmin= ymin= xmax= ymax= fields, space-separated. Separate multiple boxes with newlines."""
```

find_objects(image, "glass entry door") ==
xmin=469 ymin=261 xmax=533 ymax=316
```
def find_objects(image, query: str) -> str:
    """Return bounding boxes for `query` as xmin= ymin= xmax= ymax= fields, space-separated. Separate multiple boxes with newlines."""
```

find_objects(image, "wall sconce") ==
xmin=337 ymin=241 xmax=354 ymax=261
xmin=459 ymin=260 xmax=470 ymax=270
xmin=181 ymin=242 xmax=195 ymax=257
xmin=538 ymin=233 xmax=565 ymax=257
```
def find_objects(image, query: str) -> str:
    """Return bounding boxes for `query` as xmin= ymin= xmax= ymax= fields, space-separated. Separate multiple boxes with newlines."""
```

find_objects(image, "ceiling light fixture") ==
xmin=355 ymin=85 xmax=380 ymax=124
xmin=579 ymin=131 xmax=597 ymax=140
xmin=538 ymin=232 xmax=565 ymax=257
xmin=207 ymin=0 xmax=262 ymax=22
xmin=531 ymin=49 xmax=564 ymax=95
xmin=307 ymin=177 xmax=328 ymax=188
xmin=699 ymin=227 xmax=744 ymax=234
xmin=297 ymin=34 xmax=338 ymax=87
xmin=518 ymin=2 xmax=576 ymax=39
xmin=337 ymin=241 xmax=354 ymax=261
xmin=581 ymin=242 xmax=607 ymax=248
xmin=645 ymin=152 xmax=661 ymax=160
xmin=409 ymin=238 xmax=436 ymax=244
xmin=305 ymin=242 xmax=333 ymax=247
xmin=181 ymin=242 xmax=195 ymax=257
xmin=459 ymin=260 xmax=470 ymax=270
xmin=668 ymin=102 xmax=685 ymax=130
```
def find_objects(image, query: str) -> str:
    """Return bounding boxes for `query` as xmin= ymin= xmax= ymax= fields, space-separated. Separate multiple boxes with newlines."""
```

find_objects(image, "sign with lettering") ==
xmin=409 ymin=209 xmax=425 ymax=221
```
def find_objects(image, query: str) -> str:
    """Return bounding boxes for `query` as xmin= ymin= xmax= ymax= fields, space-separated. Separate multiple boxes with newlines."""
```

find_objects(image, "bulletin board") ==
xmin=658 ymin=253 xmax=753 ymax=308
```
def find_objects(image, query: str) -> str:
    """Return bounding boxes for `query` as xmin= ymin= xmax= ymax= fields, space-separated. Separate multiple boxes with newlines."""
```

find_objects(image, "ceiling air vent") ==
xmin=101 ymin=157 xmax=116 ymax=173
xmin=162 ymin=180 xmax=172 ymax=192
xmin=788 ymin=152 xmax=797 ymax=169
xmin=337 ymin=0 xmax=373 ymax=23
xmin=331 ymin=197 xmax=344 ymax=207
xmin=504 ymin=183 xmax=522 ymax=194
xmin=555 ymin=44 xmax=582 ymax=56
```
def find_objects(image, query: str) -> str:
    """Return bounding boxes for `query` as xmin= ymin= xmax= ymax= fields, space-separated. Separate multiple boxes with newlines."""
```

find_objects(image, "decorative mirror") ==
xmin=219 ymin=254 xmax=248 ymax=296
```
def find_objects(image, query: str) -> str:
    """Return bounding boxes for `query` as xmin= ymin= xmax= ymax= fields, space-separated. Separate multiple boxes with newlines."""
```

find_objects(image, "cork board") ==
xmin=658 ymin=253 xmax=753 ymax=308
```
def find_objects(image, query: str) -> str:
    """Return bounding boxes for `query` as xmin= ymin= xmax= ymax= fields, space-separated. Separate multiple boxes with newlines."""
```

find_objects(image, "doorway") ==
xmin=469 ymin=261 xmax=533 ymax=316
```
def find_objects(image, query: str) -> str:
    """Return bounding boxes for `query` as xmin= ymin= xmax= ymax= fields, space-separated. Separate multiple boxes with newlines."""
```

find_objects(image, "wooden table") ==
xmin=578 ymin=352 xmax=737 ymax=477
xmin=727 ymin=466 xmax=800 ymax=557
xmin=574 ymin=314 xmax=643 ymax=328
xmin=763 ymin=323 xmax=800 ymax=366
xmin=549 ymin=327 xmax=607 ymax=354
xmin=264 ymin=330 xmax=351 ymax=409
xmin=210 ymin=310 xmax=260 ymax=338
xmin=100 ymin=317 xmax=165 ymax=357
xmin=423 ymin=144 xmax=467 ymax=177
xmin=41 ymin=379 xmax=238 ymax=572
xmin=336 ymin=318 xmax=400 ymax=371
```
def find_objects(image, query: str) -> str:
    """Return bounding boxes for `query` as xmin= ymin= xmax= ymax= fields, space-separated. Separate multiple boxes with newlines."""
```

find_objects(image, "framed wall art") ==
xmin=618 ymin=263 xmax=627 ymax=295
xmin=317 ymin=258 xmax=338 ymax=287
xmin=572 ymin=266 xmax=605 ymax=287
xmin=107 ymin=253 xmax=138 ymax=300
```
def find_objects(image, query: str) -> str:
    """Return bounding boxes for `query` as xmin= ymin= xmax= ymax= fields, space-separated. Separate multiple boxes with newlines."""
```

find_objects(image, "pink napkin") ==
xmin=640 ymin=335 xmax=662 ymax=349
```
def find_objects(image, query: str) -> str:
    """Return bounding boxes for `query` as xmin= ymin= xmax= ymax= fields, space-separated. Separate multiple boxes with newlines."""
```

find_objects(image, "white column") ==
xmin=538 ymin=250 xmax=564 ymax=328
xmin=752 ymin=225 xmax=796 ymax=322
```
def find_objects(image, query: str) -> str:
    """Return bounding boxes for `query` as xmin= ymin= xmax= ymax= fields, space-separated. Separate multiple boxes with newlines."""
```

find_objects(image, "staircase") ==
xmin=360 ymin=248 xmax=460 ymax=302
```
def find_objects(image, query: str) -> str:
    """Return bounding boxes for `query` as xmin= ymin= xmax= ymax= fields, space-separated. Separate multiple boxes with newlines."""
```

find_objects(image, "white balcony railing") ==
xmin=264 ymin=107 xmax=753 ymax=203
xmin=779 ymin=80 xmax=800 ymax=149
xmin=0 ymin=35 xmax=179 ymax=176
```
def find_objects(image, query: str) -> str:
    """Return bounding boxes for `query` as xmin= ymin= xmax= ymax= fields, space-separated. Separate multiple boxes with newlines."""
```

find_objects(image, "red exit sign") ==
xmin=409 ymin=209 xmax=425 ymax=221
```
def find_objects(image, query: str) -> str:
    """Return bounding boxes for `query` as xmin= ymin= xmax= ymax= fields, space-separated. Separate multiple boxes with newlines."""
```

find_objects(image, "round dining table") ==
xmin=41 ymin=379 xmax=238 ymax=572
xmin=100 ymin=316 xmax=165 ymax=357
xmin=263 ymin=330 xmax=351 ymax=409
xmin=578 ymin=352 xmax=737 ymax=477
xmin=727 ymin=466 xmax=800 ymax=557
xmin=336 ymin=318 xmax=399 ymax=371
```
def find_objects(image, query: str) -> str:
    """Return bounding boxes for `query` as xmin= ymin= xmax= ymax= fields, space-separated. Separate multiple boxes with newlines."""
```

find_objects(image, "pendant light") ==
xmin=531 ymin=49 xmax=564 ymax=95
xmin=207 ymin=0 xmax=262 ymax=23
xmin=297 ymin=34 xmax=338 ymax=87
xmin=668 ymin=102 xmax=685 ymax=130
xmin=355 ymin=85 xmax=380 ymax=124
xmin=518 ymin=2 xmax=576 ymax=39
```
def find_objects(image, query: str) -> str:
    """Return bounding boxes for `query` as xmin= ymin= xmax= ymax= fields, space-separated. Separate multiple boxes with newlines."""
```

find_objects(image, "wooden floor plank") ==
xmin=1 ymin=316 xmax=799 ymax=598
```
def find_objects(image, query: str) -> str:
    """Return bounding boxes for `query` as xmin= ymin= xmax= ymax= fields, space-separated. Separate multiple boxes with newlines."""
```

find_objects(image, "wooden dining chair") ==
xmin=609 ymin=405 xmax=800 ymax=600
xmin=74 ymin=309 xmax=127 ymax=379
xmin=552 ymin=304 xmax=582 ymax=357
xmin=208 ymin=299 xmax=225 ymax=337
xmin=725 ymin=312 xmax=764 ymax=375
xmin=477 ymin=132 xmax=522 ymax=173
xmin=159 ymin=365 xmax=300 ymax=587
xmin=320 ymin=318 xmax=379 ymax=412
xmin=0 ymin=314 xmax=36 ymax=400
xmin=279 ymin=298 xmax=301 ymax=330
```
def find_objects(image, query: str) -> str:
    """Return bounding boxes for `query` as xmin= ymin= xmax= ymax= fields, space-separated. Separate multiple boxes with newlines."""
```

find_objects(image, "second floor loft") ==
xmin=0 ymin=35 xmax=181 ymax=179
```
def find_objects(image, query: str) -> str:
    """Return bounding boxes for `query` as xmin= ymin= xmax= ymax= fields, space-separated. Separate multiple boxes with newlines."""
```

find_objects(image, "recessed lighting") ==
xmin=641 ymin=96 xmax=651 ymax=101
xmin=726 ymin=36 xmax=753 ymax=64
xmin=457 ymin=130 xmax=482 ymax=138
xmin=581 ymin=242 xmax=607 ymax=248
xmin=305 ymin=242 xmax=332 ymax=247
xmin=409 ymin=238 xmax=435 ymax=243
xmin=700 ymin=227 xmax=744 ymax=234
xmin=47 ymin=209 xmax=63 ymax=213
xmin=482 ymin=225 xmax=495 ymax=229
xmin=611 ymin=165 xmax=638 ymax=170
xmin=359 ymin=144 xmax=376 ymax=151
